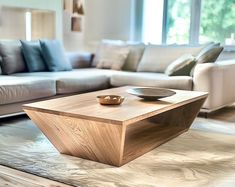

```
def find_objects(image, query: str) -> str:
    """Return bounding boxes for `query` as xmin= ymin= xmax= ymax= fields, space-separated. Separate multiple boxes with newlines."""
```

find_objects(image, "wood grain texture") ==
xmin=24 ymin=87 xmax=207 ymax=166
xmin=122 ymin=97 xmax=206 ymax=164
xmin=24 ymin=110 xmax=126 ymax=166
xmin=23 ymin=86 xmax=208 ymax=125
xmin=1 ymin=108 xmax=235 ymax=186
xmin=0 ymin=165 xmax=71 ymax=187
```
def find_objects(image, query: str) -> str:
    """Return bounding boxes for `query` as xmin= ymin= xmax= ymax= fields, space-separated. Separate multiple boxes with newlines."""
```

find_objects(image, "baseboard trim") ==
xmin=200 ymin=102 xmax=235 ymax=113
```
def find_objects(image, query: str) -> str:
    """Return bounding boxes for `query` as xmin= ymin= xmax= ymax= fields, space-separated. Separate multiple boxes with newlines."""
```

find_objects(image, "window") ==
xmin=141 ymin=0 xmax=235 ymax=46
xmin=0 ymin=7 xmax=55 ymax=41
xmin=166 ymin=0 xmax=191 ymax=44
xmin=25 ymin=12 xmax=32 ymax=41
xmin=142 ymin=0 xmax=164 ymax=44
xmin=200 ymin=0 xmax=235 ymax=45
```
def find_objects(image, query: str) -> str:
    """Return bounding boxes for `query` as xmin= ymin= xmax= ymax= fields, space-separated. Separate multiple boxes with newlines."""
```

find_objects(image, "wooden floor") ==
xmin=0 ymin=165 xmax=71 ymax=187
xmin=1 ymin=105 xmax=235 ymax=186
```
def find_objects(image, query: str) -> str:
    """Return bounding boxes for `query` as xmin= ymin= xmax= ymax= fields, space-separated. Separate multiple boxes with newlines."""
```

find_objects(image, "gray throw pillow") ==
xmin=165 ymin=54 xmax=196 ymax=76
xmin=0 ymin=42 xmax=27 ymax=75
xmin=196 ymin=43 xmax=223 ymax=64
xmin=40 ymin=40 xmax=72 ymax=72
xmin=20 ymin=40 xmax=47 ymax=72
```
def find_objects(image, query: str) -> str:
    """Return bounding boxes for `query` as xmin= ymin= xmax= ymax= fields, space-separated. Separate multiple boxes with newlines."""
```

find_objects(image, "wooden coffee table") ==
xmin=23 ymin=86 xmax=207 ymax=167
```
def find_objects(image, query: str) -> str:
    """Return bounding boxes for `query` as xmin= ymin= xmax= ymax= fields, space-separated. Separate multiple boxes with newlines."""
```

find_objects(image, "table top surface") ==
xmin=23 ymin=86 xmax=208 ymax=125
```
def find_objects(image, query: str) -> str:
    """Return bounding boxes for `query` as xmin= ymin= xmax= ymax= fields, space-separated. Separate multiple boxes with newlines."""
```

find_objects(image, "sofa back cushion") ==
xmin=137 ymin=45 xmax=203 ymax=73
xmin=20 ymin=40 xmax=47 ymax=72
xmin=40 ymin=40 xmax=72 ymax=72
xmin=0 ymin=41 xmax=27 ymax=75
xmin=66 ymin=52 xmax=93 ymax=69
xmin=94 ymin=44 xmax=130 ymax=70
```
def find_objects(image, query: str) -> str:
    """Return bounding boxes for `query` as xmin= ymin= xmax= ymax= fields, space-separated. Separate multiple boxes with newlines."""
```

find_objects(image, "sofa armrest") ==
xmin=66 ymin=52 xmax=94 ymax=69
xmin=193 ymin=60 xmax=235 ymax=111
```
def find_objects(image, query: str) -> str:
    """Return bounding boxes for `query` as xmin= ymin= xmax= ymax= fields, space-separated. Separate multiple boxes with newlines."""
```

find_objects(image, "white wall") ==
xmin=0 ymin=8 xmax=26 ymax=40
xmin=84 ymin=0 xmax=132 ymax=41
xmin=0 ymin=0 xmax=133 ymax=51
xmin=0 ymin=0 xmax=63 ymax=40
xmin=84 ymin=0 xmax=132 ymax=50
xmin=63 ymin=0 xmax=133 ymax=51
xmin=63 ymin=11 xmax=85 ymax=51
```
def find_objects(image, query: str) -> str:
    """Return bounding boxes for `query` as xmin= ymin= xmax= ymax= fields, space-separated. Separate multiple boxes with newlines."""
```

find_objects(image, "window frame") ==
xmin=189 ymin=0 xmax=201 ymax=45
xmin=162 ymin=0 xmax=201 ymax=45
xmin=140 ymin=0 xmax=234 ymax=48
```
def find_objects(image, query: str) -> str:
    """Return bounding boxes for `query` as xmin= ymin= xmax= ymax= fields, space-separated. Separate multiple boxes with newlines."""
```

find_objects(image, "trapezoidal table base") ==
xmin=24 ymin=97 xmax=205 ymax=167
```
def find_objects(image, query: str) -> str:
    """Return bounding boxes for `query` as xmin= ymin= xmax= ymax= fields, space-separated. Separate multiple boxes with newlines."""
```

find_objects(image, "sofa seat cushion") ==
xmin=110 ymin=72 xmax=193 ymax=90
xmin=56 ymin=75 xmax=110 ymax=94
xmin=0 ymin=76 xmax=56 ymax=105
xmin=13 ymin=68 xmax=118 ymax=78
xmin=13 ymin=69 xmax=119 ymax=94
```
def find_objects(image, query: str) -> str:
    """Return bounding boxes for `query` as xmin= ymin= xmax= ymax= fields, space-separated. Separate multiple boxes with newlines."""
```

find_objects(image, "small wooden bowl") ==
xmin=97 ymin=95 xmax=124 ymax=105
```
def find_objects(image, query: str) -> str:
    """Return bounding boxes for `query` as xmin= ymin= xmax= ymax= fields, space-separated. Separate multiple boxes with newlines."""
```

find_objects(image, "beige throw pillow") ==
xmin=95 ymin=44 xmax=130 ymax=70
xmin=165 ymin=54 xmax=196 ymax=76
xmin=122 ymin=44 xmax=145 ymax=71
xmin=93 ymin=40 xmax=145 ymax=71
xmin=196 ymin=43 xmax=223 ymax=64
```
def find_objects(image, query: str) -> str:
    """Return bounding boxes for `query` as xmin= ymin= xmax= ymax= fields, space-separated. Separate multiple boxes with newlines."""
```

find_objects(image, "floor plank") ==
xmin=0 ymin=165 xmax=71 ymax=187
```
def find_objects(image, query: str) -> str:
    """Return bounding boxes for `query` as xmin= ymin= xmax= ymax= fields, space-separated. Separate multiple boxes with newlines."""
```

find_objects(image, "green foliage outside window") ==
xmin=200 ymin=0 xmax=235 ymax=44
xmin=167 ymin=0 xmax=190 ymax=44
xmin=166 ymin=0 xmax=235 ymax=44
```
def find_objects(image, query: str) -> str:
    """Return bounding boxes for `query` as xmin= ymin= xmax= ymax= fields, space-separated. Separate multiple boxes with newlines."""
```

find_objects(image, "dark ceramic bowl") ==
xmin=126 ymin=87 xmax=176 ymax=100
xmin=97 ymin=95 xmax=125 ymax=105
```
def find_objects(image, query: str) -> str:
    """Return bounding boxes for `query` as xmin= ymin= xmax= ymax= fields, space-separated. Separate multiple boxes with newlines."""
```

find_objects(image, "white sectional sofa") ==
xmin=194 ymin=60 xmax=235 ymax=112
xmin=0 ymin=42 xmax=235 ymax=117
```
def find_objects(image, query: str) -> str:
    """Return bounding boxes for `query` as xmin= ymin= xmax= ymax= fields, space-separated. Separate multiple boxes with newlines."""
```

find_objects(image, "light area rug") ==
xmin=0 ymin=116 xmax=235 ymax=187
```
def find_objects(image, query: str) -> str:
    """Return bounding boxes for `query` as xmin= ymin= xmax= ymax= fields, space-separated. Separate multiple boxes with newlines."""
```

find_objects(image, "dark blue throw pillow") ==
xmin=20 ymin=40 xmax=47 ymax=72
xmin=40 ymin=40 xmax=72 ymax=72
